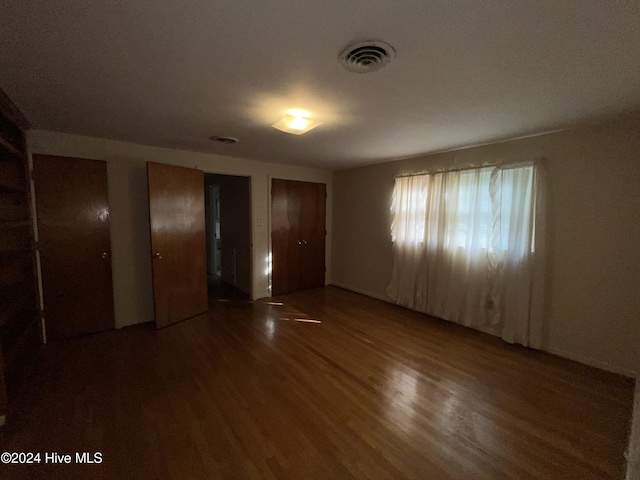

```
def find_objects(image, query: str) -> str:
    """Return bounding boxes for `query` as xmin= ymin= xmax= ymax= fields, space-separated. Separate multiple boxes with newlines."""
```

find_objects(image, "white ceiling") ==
xmin=1 ymin=1 xmax=639 ymax=170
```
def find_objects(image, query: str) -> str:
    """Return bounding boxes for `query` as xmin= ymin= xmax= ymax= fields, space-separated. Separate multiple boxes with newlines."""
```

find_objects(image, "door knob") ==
xmin=302 ymin=240 xmax=307 ymax=245
xmin=101 ymin=252 xmax=108 ymax=259
xmin=297 ymin=241 xmax=302 ymax=245
xmin=154 ymin=252 xmax=162 ymax=259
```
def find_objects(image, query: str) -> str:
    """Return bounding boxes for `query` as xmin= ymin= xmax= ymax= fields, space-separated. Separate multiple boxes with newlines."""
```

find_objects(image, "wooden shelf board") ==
xmin=0 ymin=136 xmax=24 ymax=157
xmin=0 ymin=220 xmax=31 ymax=230
xmin=0 ymin=289 xmax=37 ymax=329
xmin=0 ymin=183 xmax=28 ymax=195
xmin=2 ymin=319 xmax=39 ymax=377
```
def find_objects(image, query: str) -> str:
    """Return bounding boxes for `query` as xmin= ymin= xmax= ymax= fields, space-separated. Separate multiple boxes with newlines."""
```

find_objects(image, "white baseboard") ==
xmin=330 ymin=282 xmax=637 ymax=379
xmin=546 ymin=346 xmax=637 ymax=378
xmin=330 ymin=282 xmax=391 ymax=303
xmin=252 ymin=290 xmax=271 ymax=301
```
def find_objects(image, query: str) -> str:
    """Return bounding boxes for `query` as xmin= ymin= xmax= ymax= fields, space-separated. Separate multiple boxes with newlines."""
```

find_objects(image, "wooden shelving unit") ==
xmin=0 ymin=89 xmax=40 ymax=425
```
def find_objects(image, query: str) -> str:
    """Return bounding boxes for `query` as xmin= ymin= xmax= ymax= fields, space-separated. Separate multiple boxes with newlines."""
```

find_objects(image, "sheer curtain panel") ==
xmin=387 ymin=161 xmax=546 ymax=348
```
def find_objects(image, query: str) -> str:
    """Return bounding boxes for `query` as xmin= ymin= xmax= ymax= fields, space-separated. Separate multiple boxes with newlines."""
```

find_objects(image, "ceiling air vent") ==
xmin=209 ymin=136 xmax=238 ymax=145
xmin=339 ymin=41 xmax=395 ymax=74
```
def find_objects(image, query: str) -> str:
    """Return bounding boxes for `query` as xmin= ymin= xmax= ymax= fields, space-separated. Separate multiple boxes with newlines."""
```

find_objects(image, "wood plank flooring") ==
xmin=0 ymin=286 xmax=634 ymax=479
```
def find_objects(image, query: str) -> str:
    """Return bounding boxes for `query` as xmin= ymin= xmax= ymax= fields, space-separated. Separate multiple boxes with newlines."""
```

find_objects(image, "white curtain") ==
xmin=387 ymin=161 xmax=546 ymax=348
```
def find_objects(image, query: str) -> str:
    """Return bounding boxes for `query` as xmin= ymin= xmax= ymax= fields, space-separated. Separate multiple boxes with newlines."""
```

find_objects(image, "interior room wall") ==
xmin=332 ymin=115 xmax=640 ymax=377
xmin=28 ymin=130 xmax=332 ymax=328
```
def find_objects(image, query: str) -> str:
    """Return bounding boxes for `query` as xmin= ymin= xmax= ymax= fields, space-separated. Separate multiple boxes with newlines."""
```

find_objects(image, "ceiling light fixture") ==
xmin=272 ymin=110 xmax=321 ymax=135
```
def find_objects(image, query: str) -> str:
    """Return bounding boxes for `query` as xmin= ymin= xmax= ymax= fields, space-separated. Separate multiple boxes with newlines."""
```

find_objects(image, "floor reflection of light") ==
xmin=265 ymin=317 xmax=276 ymax=340
xmin=279 ymin=317 xmax=321 ymax=324
xmin=294 ymin=318 xmax=320 ymax=324
xmin=265 ymin=254 xmax=272 ymax=294
xmin=441 ymin=388 xmax=461 ymax=429
xmin=385 ymin=367 xmax=419 ymax=434
xmin=435 ymin=379 xmax=496 ymax=447
xmin=264 ymin=253 xmax=272 ymax=276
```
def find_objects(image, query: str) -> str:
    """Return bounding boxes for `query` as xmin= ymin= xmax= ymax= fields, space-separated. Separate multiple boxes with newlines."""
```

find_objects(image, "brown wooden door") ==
xmin=271 ymin=179 xmax=325 ymax=296
xmin=147 ymin=162 xmax=207 ymax=328
xmin=271 ymin=179 xmax=301 ymax=296
xmin=33 ymin=154 xmax=114 ymax=341
xmin=298 ymin=182 xmax=326 ymax=290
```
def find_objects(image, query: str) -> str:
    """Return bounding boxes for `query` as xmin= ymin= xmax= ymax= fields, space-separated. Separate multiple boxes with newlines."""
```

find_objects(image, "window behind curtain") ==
xmin=390 ymin=165 xmax=535 ymax=256
xmin=387 ymin=161 xmax=546 ymax=348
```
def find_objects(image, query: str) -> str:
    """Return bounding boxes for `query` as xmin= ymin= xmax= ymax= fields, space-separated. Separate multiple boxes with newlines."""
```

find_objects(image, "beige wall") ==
xmin=332 ymin=115 xmax=640 ymax=377
xmin=28 ymin=130 xmax=332 ymax=328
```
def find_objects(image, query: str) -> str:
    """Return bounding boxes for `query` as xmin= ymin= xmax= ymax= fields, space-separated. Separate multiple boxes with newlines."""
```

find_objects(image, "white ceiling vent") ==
xmin=339 ymin=41 xmax=395 ymax=74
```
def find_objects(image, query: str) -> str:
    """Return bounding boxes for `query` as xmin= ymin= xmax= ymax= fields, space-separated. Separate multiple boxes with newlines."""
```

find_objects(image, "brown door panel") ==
xmin=271 ymin=179 xmax=325 ymax=295
xmin=147 ymin=162 xmax=207 ymax=328
xmin=271 ymin=179 xmax=301 ymax=295
xmin=33 ymin=155 xmax=114 ymax=341
xmin=299 ymin=182 xmax=326 ymax=290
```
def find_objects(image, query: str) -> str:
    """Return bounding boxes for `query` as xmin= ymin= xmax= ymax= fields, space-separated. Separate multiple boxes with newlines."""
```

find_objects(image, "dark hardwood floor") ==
xmin=0 ymin=286 xmax=634 ymax=479
xmin=207 ymin=275 xmax=250 ymax=301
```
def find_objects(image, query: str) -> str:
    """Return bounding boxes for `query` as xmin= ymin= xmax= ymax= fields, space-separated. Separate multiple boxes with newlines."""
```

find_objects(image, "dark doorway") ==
xmin=204 ymin=174 xmax=251 ymax=300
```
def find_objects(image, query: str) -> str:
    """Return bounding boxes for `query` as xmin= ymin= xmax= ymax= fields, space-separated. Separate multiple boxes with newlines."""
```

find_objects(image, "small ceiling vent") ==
xmin=339 ymin=41 xmax=395 ymax=74
xmin=209 ymin=136 xmax=238 ymax=145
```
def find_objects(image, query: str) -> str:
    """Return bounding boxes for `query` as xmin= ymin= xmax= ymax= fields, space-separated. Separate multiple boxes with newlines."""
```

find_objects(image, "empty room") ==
xmin=1 ymin=1 xmax=639 ymax=479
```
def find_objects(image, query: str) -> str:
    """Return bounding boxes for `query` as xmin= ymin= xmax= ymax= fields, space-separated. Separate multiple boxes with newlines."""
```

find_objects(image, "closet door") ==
xmin=271 ymin=179 xmax=301 ymax=296
xmin=298 ymin=182 xmax=326 ymax=290
xmin=271 ymin=179 xmax=325 ymax=296
xmin=147 ymin=162 xmax=207 ymax=328
xmin=33 ymin=155 xmax=114 ymax=341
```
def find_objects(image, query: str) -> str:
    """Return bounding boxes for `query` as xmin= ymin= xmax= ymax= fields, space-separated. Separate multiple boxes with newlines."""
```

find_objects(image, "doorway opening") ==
xmin=204 ymin=174 xmax=251 ymax=300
